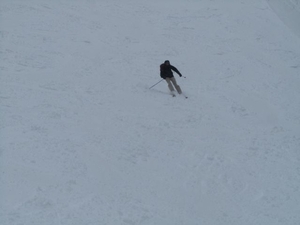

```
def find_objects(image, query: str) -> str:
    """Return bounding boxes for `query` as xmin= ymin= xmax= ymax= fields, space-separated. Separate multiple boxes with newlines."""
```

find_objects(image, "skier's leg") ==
xmin=165 ymin=78 xmax=175 ymax=92
xmin=170 ymin=77 xmax=182 ymax=94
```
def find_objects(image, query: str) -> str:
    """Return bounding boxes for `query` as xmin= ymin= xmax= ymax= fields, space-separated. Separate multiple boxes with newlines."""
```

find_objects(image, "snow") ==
xmin=1 ymin=0 xmax=300 ymax=224
xmin=267 ymin=0 xmax=300 ymax=38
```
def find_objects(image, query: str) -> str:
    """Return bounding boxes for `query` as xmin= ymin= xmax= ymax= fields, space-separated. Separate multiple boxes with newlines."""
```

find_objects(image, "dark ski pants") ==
xmin=165 ymin=77 xmax=182 ymax=94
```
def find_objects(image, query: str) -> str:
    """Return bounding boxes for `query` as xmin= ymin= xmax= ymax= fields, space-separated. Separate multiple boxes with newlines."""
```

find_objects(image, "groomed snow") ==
xmin=1 ymin=0 xmax=300 ymax=224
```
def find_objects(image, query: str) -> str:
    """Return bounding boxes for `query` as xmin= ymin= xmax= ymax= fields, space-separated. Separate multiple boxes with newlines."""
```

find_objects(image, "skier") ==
xmin=160 ymin=60 xmax=183 ymax=95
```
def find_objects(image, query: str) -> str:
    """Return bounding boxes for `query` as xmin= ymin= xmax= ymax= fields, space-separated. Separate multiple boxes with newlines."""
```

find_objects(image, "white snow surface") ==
xmin=1 ymin=0 xmax=300 ymax=224
xmin=267 ymin=0 xmax=300 ymax=38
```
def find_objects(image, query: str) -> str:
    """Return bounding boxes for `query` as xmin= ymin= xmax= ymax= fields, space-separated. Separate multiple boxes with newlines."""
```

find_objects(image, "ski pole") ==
xmin=149 ymin=79 xmax=163 ymax=89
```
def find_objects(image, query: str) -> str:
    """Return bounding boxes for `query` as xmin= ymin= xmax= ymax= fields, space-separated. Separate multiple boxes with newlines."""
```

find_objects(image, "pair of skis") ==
xmin=171 ymin=92 xmax=188 ymax=99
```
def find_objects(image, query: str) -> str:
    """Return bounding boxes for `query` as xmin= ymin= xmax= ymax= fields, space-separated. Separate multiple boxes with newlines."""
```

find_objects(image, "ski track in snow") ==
xmin=1 ymin=0 xmax=300 ymax=225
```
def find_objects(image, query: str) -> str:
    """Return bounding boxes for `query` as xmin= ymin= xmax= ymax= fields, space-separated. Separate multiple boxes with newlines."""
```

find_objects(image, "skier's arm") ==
xmin=170 ymin=65 xmax=182 ymax=77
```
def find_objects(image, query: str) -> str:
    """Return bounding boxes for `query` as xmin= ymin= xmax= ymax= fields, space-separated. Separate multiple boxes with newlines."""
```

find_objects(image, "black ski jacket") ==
xmin=160 ymin=64 xmax=182 ymax=79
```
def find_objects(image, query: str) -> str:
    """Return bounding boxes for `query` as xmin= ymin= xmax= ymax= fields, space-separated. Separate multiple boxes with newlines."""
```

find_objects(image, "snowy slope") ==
xmin=267 ymin=0 xmax=300 ymax=38
xmin=1 ymin=0 xmax=300 ymax=224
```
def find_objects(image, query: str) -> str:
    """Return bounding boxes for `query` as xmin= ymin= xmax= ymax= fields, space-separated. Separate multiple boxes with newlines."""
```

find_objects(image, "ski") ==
xmin=180 ymin=93 xmax=188 ymax=99
xmin=169 ymin=91 xmax=187 ymax=98
xmin=170 ymin=93 xmax=188 ymax=98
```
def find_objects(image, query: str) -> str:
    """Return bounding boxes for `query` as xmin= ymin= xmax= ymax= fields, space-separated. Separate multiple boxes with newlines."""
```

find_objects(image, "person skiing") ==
xmin=160 ymin=60 xmax=183 ymax=95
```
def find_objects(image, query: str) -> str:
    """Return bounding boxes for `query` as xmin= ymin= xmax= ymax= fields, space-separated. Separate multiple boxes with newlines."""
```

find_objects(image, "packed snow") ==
xmin=1 ymin=0 xmax=300 ymax=224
